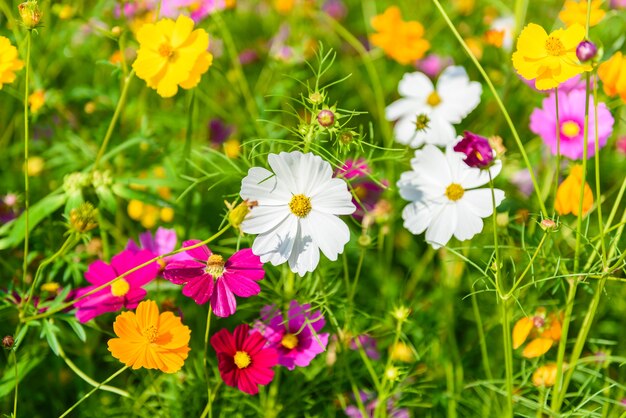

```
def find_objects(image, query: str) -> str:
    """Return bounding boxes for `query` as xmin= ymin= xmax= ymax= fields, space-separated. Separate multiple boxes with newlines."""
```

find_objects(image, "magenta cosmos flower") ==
xmin=259 ymin=301 xmax=329 ymax=370
xmin=163 ymin=240 xmax=264 ymax=317
xmin=453 ymin=131 xmax=495 ymax=168
xmin=337 ymin=159 xmax=387 ymax=221
xmin=530 ymin=89 xmax=614 ymax=160
xmin=126 ymin=227 xmax=189 ymax=270
xmin=211 ymin=324 xmax=278 ymax=395
xmin=74 ymin=249 xmax=159 ymax=323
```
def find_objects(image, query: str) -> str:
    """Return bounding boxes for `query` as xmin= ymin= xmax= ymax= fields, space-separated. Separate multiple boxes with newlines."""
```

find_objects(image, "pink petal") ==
xmin=222 ymin=272 xmax=261 ymax=298
xmin=84 ymin=260 xmax=116 ymax=285
xmin=237 ymin=370 xmax=259 ymax=395
xmin=243 ymin=331 xmax=267 ymax=355
xmin=182 ymin=275 xmax=214 ymax=305
xmin=183 ymin=240 xmax=211 ymax=261
xmin=233 ymin=324 xmax=250 ymax=349
xmin=252 ymin=347 xmax=279 ymax=369
xmin=248 ymin=364 xmax=275 ymax=385
xmin=211 ymin=329 xmax=236 ymax=355
xmin=211 ymin=279 xmax=237 ymax=317
xmin=163 ymin=260 xmax=206 ymax=284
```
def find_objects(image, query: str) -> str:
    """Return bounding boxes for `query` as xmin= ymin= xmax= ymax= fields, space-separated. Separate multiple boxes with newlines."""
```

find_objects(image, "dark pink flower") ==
xmin=337 ymin=159 xmax=387 ymax=221
xmin=453 ymin=131 xmax=495 ymax=168
xmin=74 ymin=250 xmax=159 ymax=323
xmin=259 ymin=301 xmax=329 ymax=370
xmin=349 ymin=334 xmax=380 ymax=360
xmin=211 ymin=324 xmax=278 ymax=395
xmin=126 ymin=227 xmax=188 ymax=270
xmin=163 ymin=241 xmax=264 ymax=317
xmin=415 ymin=54 xmax=453 ymax=78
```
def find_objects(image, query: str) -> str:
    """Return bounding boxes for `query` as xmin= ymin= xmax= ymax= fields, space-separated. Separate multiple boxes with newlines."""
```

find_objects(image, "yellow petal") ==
xmin=513 ymin=317 xmax=534 ymax=349
xmin=523 ymin=338 xmax=553 ymax=358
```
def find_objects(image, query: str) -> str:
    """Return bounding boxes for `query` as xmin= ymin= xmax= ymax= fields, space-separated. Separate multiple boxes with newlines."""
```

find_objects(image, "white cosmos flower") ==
xmin=240 ymin=151 xmax=356 ymax=276
xmin=398 ymin=144 xmax=505 ymax=249
xmin=386 ymin=66 xmax=482 ymax=148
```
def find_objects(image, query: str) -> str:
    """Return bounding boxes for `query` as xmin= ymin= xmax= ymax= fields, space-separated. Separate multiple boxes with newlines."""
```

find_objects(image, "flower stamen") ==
xmin=445 ymin=183 xmax=465 ymax=201
xmin=426 ymin=91 xmax=442 ymax=107
xmin=289 ymin=194 xmax=312 ymax=218
xmin=234 ymin=350 xmax=251 ymax=368
xmin=415 ymin=113 xmax=430 ymax=131
xmin=205 ymin=254 xmax=225 ymax=278
xmin=545 ymin=36 xmax=565 ymax=56
xmin=142 ymin=325 xmax=158 ymax=343
xmin=281 ymin=333 xmax=299 ymax=350
xmin=561 ymin=121 xmax=580 ymax=138
xmin=111 ymin=278 xmax=130 ymax=297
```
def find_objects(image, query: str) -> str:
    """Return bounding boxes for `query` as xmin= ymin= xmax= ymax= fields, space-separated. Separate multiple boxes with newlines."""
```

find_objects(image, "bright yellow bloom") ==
xmin=108 ymin=300 xmax=191 ymax=373
xmin=26 ymin=156 xmax=44 ymax=176
xmin=555 ymin=165 xmax=593 ymax=216
xmin=559 ymin=0 xmax=605 ymax=28
xmin=274 ymin=0 xmax=294 ymax=13
xmin=29 ymin=90 xmax=45 ymax=113
xmin=390 ymin=341 xmax=414 ymax=363
xmin=223 ymin=138 xmax=240 ymax=158
xmin=512 ymin=23 xmax=590 ymax=90
xmin=485 ymin=29 xmax=505 ymax=48
xmin=370 ymin=6 xmax=430 ymax=65
xmin=598 ymin=52 xmax=626 ymax=103
xmin=532 ymin=363 xmax=558 ymax=387
xmin=133 ymin=15 xmax=213 ymax=98
xmin=0 ymin=36 xmax=24 ymax=89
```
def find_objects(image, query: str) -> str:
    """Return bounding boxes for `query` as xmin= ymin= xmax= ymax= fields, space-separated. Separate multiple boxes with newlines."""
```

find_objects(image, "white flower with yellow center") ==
xmin=398 ymin=145 xmax=505 ymax=249
xmin=240 ymin=151 xmax=356 ymax=276
xmin=386 ymin=66 xmax=482 ymax=148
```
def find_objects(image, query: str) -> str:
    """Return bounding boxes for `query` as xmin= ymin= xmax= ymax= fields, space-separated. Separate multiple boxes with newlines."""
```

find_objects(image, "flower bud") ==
xmin=18 ymin=0 xmax=41 ymax=29
xmin=308 ymin=91 xmax=325 ymax=105
xmin=453 ymin=131 xmax=495 ymax=168
xmin=576 ymin=40 xmax=598 ymax=62
xmin=540 ymin=218 xmax=557 ymax=231
xmin=317 ymin=109 xmax=335 ymax=127
xmin=228 ymin=200 xmax=256 ymax=230
xmin=69 ymin=202 xmax=98 ymax=233
xmin=2 ymin=335 xmax=14 ymax=349
xmin=391 ymin=305 xmax=410 ymax=323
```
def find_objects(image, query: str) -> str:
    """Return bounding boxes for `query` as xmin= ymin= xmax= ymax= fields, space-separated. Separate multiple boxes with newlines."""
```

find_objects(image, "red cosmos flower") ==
xmin=210 ymin=324 xmax=278 ymax=395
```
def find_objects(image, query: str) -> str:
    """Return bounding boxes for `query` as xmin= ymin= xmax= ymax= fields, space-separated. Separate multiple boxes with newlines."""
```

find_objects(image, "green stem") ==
xmin=23 ymin=233 xmax=77 ymax=317
xmin=507 ymin=232 xmax=548 ymax=295
xmin=57 ymin=343 xmax=130 ymax=398
xmin=500 ymin=298 xmax=514 ymax=417
xmin=374 ymin=319 xmax=403 ymax=418
xmin=22 ymin=225 xmax=230 ymax=322
xmin=92 ymin=69 xmax=135 ymax=171
xmin=58 ymin=366 xmax=128 ymax=418
xmin=202 ymin=306 xmax=213 ymax=417
xmin=470 ymin=291 xmax=493 ymax=381
xmin=12 ymin=348 xmax=18 ymax=418
xmin=431 ymin=0 xmax=547 ymax=217
xmin=22 ymin=31 xmax=31 ymax=291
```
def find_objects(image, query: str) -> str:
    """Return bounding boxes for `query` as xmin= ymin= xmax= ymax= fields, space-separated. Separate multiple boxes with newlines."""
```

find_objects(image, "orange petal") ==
xmin=522 ymin=338 xmax=553 ymax=358
xmin=136 ymin=300 xmax=159 ymax=330
xmin=513 ymin=317 xmax=534 ymax=349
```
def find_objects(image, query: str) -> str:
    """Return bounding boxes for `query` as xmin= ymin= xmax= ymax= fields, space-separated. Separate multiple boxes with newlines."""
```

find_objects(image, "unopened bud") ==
xmin=576 ymin=40 xmax=597 ymax=62
xmin=2 ymin=335 xmax=14 ymax=349
xmin=540 ymin=218 xmax=557 ymax=231
xmin=18 ymin=0 xmax=41 ymax=29
xmin=308 ymin=91 xmax=324 ymax=105
xmin=69 ymin=202 xmax=98 ymax=233
xmin=228 ymin=200 xmax=256 ymax=230
xmin=391 ymin=305 xmax=411 ymax=323
xmin=317 ymin=109 xmax=335 ymax=127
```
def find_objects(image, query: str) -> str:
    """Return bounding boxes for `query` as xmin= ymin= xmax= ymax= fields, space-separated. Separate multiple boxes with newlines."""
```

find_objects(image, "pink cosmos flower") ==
xmin=74 ymin=250 xmax=159 ymax=323
xmin=163 ymin=241 xmax=264 ymax=317
xmin=337 ymin=159 xmax=387 ymax=221
xmin=126 ymin=227 xmax=189 ymax=270
xmin=530 ymin=89 xmax=614 ymax=160
xmin=349 ymin=334 xmax=381 ymax=360
xmin=258 ymin=301 xmax=329 ymax=370
xmin=211 ymin=324 xmax=278 ymax=395
xmin=415 ymin=54 xmax=453 ymax=78
xmin=345 ymin=391 xmax=409 ymax=418
xmin=617 ymin=137 xmax=626 ymax=155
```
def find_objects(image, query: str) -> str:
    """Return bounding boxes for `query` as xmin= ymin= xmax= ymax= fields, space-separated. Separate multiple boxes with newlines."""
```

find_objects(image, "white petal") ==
xmin=394 ymin=116 xmax=420 ymax=146
xmin=386 ymin=98 xmax=426 ymax=121
xmin=398 ymin=71 xmax=434 ymax=99
xmin=251 ymin=215 xmax=297 ymax=266
xmin=267 ymin=152 xmax=302 ymax=194
xmin=240 ymin=167 xmax=291 ymax=205
xmin=241 ymin=206 xmax=291 ymax=235
xmin=425 ymin=203 xmax=456 ymax=249
xmin=423 ymin=113 xmax=457 ymax=146
xmin=303 ymin=211 xmax=350 ymax=261
xmin=461 ymin=189 xmax=505 ymax=218
xmin=436 ymin=66 xmax=482 ymax=123
xmin=453 ymin=201 xmax=484 ymax=241
xmin=458 ymin=160 xmax=503 ymax=189
xmin=402 ymin=201 xmax=434 ymax=235
xmin=288 ymin=220 xmax=320 ymax=276
xmin=411 ymin=145 xmax=451 ymax=189
xmin=310 ymin=178 xmax=355 ymax=215
xmin=397 ymin=175 xmax=423 ymax=202
xmin=295 ymin=152 xmax=334 ymax=196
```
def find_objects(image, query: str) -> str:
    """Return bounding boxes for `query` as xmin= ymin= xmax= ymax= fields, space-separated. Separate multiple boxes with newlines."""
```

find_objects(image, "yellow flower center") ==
xmin=205 ymin=254 xmax=225 ymax=278
xmin=445 ymin=183 xmax=465 ymax=201
xmin=142 ymin=325 xmax=158 ymax=343
xmin=233 ymin=350 xmax=251 ymax=369
xmin=426 ymin=91 xmax=442 ymax=107
xmin=189 ymin=1 xmax=202 ymax=11
xmin=289 ymin=194 xmax=312 ymax=218
xmin=110 ymin=278 xmax=130 ymax=297
xmin=545 ymin=36 xmax=565 ymax=56
xmin=158 ymin=42 xmax=175 ymax=59
xmin=281 ymin=333 xmax=299 ymax=350
xmin=561 ymin=121 xmax=580 ymax=138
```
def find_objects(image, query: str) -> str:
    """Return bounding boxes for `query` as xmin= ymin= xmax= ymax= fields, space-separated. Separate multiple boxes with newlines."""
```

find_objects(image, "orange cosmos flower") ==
xmin=598 ymin=52 xmax=626 ymax=103
xmin=108 ymin=300 xmax=191 ymax=373
xmin=532 ymin=363 xmax=558 ymax=387
xmin=513 ymin=307 xmax=562 ymax=358
xmin=370 ymin=6 xmax=430 ymax=65
xmin=512 ymin=23 xmax=590 ymax=90
xmin=555 ymin=165 xmax=594 ymax=216
xmin=559 ymin=0 xmax=605 ymax=28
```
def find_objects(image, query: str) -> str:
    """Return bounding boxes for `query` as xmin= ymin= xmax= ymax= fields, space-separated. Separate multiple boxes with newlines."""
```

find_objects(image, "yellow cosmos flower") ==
xmin=512 ymin=308 xmax=562 ymax=359
xmin=108 ymin=300 xmax=191 ymax=373
xmin=370 ymin=6 xmax=430 ymax=65
xmin=532 ymin=363 xmax=558 ymax=387
xmin=598 ymin=52 xmax=626 ymax=103
xmin=559 ymin=0 xmax=605 ymax=28
xmin=555 ymin=165 xmax=593 ymax=216
xmin=512 ymin=23 xmax=590 ymax=90
xmin=29 ymin=90 xmax=45 ymax=113
xmin=0 ymin=36 xmax=24 ymax=89
xmin=133 ymin=15 xmax=213 ymax=98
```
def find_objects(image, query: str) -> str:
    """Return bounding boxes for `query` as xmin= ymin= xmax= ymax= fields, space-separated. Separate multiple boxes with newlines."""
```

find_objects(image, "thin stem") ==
xmin=57 ymin=343 xmax=130 ymax=398
xmin=22 ymin=31 xmax=32 ymax=290
xmin=551 ymin=276 xmax=577 ymax=411
xmin=92 ymin=70 xmax=135 ymax=171
xmin=12 ymin=349 xmax=18 ymax=418
xmin=58 ymin=365 xmax=128 ymax=418
xmin=507 ymin=232 xmax=548 ymax=295
xmin=470 ymin=291 xmax=493 ymax=381
xmin=554 ymin=87 xmax=561 ymax=214
xmin=431 ymin=0 xmax=547 ymax=217
xmin=202 ymin=306 xmax=213 ymax=417
xmin=374 ymin=320 xmax=403 ymax=417
xmin=22 ymin=225 xmax=231 ymax=322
